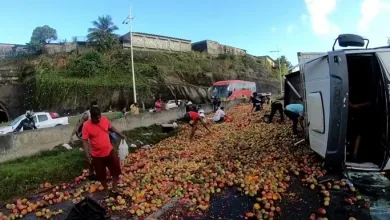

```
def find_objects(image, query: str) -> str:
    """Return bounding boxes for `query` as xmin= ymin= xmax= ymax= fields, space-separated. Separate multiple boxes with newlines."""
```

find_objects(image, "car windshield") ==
xmin=212 ymin=85 xmax=229 ymax=98
xmin=9 ymin=115 xmax=24 ymax=126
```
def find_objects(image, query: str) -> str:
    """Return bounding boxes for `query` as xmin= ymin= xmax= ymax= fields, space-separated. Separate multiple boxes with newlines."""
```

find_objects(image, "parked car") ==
xmin=0 ymin=112 xmax=69 ymax=135
xmin=165 ymin=100 xmax=182 ymax=110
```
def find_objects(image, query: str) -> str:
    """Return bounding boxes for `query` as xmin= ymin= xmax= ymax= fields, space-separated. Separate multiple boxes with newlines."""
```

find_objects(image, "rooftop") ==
xmin=192 ymin=40 xmax=247 ymax=52
xmin=120 ymin=32 xmax=191 ymax=42
xmin=256 ymin=55 xmax=275 ymax=62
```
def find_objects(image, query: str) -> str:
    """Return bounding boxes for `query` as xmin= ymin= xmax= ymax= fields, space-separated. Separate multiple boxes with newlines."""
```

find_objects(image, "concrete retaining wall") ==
xmin=0 ymin=100 xmax=242 ymax=163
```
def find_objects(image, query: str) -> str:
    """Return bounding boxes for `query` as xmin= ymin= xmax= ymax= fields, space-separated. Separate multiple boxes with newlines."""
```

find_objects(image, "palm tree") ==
xmin=87 ymin=15 xmax=119 ymax=51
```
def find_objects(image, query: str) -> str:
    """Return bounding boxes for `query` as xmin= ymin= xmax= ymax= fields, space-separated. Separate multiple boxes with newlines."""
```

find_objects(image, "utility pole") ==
xmin=123 ymin=5 xmax=137 ymax=103
xmin=270 ymin=45 xmax=283 ymax=95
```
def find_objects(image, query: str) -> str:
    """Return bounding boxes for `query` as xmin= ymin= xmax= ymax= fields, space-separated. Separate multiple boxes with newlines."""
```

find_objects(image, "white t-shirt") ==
xmin=213 ymin=109 xmax=225 ymax=121
xmin=198 ymin=109 xmax=205 ymax=118
xmin=84 ymin=110 xmax=91 ymax=120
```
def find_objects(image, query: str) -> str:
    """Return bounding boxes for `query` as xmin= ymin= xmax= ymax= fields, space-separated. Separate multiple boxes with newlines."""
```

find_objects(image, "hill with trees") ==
xmin=8 ymin=15 xmax=282 ymax=113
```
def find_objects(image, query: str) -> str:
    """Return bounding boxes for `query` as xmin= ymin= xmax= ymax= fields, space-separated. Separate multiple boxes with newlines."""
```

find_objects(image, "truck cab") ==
xmin=295 ymin=34 xmax=390 ymax=172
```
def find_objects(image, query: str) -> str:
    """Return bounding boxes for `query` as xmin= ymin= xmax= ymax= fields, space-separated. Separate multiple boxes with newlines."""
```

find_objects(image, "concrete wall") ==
xmin=0 ymin=67 xmax=25 ymax=120
xmin=0 ymin=44 xmax=27 ymax=58
xmin=122 ymin=33 xmax=191 ymax=52
xmin=43 ymin=44 xmax=77 ymax=54
xmin=192 ymin=40 xmax=246 ymax=56
xmin=0 ymin=84 xmax=26 ymax=120
xmin=0 ymin=99 xmax=243 ymax=163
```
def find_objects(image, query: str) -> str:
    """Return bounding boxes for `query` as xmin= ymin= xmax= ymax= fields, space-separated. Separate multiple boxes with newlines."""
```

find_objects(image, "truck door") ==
xmin=304 ymin=52 xmax=349 ymax=171
xmin=325 ymin=52 xmax=349 ymax=170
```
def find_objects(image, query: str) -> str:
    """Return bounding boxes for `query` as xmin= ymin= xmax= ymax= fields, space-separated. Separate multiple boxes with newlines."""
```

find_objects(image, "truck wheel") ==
xmin=55 ymin=124 xmax=62 ymax=127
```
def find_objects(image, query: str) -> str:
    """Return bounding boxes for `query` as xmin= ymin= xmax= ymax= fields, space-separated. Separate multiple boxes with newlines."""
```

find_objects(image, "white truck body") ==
xmin=291 ymin=43 xmax=390 ymax=172
xmin=0 ymin=112 xmax=69 ymax=135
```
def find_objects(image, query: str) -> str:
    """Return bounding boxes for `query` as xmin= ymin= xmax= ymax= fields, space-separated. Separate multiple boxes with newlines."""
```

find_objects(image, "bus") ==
xmin=211 ymin=80 xmax=256 ymax=100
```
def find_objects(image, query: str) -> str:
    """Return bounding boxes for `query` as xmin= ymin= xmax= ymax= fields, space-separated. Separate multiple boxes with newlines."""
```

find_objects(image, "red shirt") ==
xmin=188 ymin=111 xmax=201 ymax=121
xmin=82 ymin=116 xmax=113 ymax=157
xmin=155 ymin=101 xmax=162 ymax=112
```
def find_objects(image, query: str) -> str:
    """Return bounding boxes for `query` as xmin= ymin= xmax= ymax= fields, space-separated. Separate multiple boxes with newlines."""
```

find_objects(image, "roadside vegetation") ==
xmin=4 ymin=15 xmax=286 ymax=112
xmin=0 ymin=125 xmax=177 ymax=201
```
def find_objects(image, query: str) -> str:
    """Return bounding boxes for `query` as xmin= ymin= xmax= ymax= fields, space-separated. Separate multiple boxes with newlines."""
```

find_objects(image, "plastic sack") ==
xmin=118 ymin=140 xmax=129 ymax=162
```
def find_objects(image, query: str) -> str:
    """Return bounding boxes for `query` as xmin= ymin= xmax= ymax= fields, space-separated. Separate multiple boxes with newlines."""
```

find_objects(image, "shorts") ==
xmin=92 ymin=150 xmax=121 ymax=181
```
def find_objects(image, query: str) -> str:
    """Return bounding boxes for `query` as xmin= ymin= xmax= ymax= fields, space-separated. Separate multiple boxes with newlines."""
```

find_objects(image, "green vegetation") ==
xmin=274 ymin=55 xmax=293 ymax=75
xmin=87 ymin=15 xmax=120 ymax=52
xmin=23 ymin=49 xmax=278 ymax=110
xmin=0 ymin=125 xmax=177 ymax=201
xmin=27 ymin=25 xmax=58 ymax=53
xmin=0 ymin=148 xmax=85 ymax=201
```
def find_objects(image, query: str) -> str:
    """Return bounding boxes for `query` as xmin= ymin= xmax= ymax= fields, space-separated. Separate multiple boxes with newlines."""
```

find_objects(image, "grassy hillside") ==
xmin=13 ymin=50 xmax=279 ymax=110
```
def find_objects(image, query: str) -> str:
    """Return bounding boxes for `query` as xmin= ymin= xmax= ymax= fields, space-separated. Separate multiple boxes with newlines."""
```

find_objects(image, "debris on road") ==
xmin=0 ymin=104 xmax=380 ymax=220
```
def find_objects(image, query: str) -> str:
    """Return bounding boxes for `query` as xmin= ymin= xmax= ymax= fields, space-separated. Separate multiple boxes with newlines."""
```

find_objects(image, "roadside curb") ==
xmin=145 ymin=197 xmax=180 ymax=220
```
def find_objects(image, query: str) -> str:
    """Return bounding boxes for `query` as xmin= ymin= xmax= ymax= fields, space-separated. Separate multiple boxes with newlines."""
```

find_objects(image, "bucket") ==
xmin=264 ymin=115 xmax=271 ymax=123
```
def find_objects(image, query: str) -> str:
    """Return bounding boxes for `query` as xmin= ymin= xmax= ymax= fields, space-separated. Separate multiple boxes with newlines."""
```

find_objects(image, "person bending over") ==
xmin=268 ymin=96 xmax=284 ymax=122
xmin=284 ymin=103 xmax=304 ymax=135
xmin=184 ymin=106 xmax=211 ymax=141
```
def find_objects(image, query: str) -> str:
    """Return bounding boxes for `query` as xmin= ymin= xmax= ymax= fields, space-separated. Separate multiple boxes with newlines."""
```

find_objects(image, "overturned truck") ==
xmin=286 ymin=34 xmax=390 ymax=172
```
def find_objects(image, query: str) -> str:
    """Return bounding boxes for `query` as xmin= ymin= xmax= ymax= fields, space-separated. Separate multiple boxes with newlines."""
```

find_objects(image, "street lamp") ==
xmin=270 ymin=45 xmax=283 ymax=95
xmin=122 ymin=5 xmax=137 ymax=103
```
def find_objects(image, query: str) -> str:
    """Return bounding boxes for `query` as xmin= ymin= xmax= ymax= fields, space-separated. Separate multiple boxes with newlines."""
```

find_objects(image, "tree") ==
xmin=274 ymin=55 xmax=292 ymax=75
xmin=87 ymin=15 xmax=119 ymax=52
xmin=28 ymin=25 xmax=57 ymax=52
xmin=275 ymin=55 xmax=292 ymax=69
xmin=387 ymin=37 xmax=390 ymax=46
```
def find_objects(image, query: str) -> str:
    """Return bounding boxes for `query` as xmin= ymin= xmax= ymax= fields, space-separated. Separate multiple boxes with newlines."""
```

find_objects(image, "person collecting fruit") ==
xmin=268 ymin=95 xmax=284 ymax=122
xmin=184 ymin=106 xmax=211 ymax=141
xmin=250 ymin=92 xmax=262 ymax=112
xmin=284 ymin=103 xmax=304 ymax=135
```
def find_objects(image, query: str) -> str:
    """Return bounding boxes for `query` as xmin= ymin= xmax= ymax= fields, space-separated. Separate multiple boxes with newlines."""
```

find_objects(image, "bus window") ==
xmin=211 ymin=85 xmax=229 ymax=98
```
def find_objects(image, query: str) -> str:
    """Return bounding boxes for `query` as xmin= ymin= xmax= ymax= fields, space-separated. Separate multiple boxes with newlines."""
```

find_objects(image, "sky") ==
xmin=0 ymin=0 xmax=389 ymax=64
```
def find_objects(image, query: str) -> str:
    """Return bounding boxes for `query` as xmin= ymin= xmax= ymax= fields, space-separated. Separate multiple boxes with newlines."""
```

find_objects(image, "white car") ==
xmin=0 ymin=112 xmax=69 ymax=135
xmin=165 ymin=100 xmax=182 ymax=110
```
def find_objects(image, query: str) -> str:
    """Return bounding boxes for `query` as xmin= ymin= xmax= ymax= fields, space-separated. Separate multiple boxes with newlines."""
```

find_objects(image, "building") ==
xmin=191 ymin=40 xmax=247 ymax=56
xmin=120 ymin=32 xmax=191 ymax=52
xmin=256 ymin=56 xmax=276 ymax=67
xmin=0 ymin=43 xmax=27 ymax=58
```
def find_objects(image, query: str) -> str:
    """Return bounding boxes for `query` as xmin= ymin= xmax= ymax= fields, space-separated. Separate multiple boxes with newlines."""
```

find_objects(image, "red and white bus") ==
xmin=211 ymin=80 xmax=256 ymax=100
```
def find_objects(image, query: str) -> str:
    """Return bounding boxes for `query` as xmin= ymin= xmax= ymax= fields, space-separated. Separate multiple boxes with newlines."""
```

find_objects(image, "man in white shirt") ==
xmin=197 ymin=105 xmax=207 ymax=123
xmin=213 ymin=106 xmax=226 ymax=123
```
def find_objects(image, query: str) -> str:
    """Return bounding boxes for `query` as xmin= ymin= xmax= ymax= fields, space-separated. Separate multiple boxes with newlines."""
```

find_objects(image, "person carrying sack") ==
xmin=82 ymin=107 xmax=126 ymax=194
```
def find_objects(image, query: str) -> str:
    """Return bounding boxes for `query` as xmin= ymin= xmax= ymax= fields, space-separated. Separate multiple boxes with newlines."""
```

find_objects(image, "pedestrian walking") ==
xmin=82 ymin=106 xmax=126 ymax=194
xmin=69 ymin=101 xmax=99 ymax=179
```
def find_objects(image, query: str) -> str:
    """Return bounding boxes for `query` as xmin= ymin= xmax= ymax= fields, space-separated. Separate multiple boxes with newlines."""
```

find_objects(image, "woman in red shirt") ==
xmin=184 ymin=106 xmax=211 ymax=141
xmin=155 ymin=98 xmax=163 ymax=113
